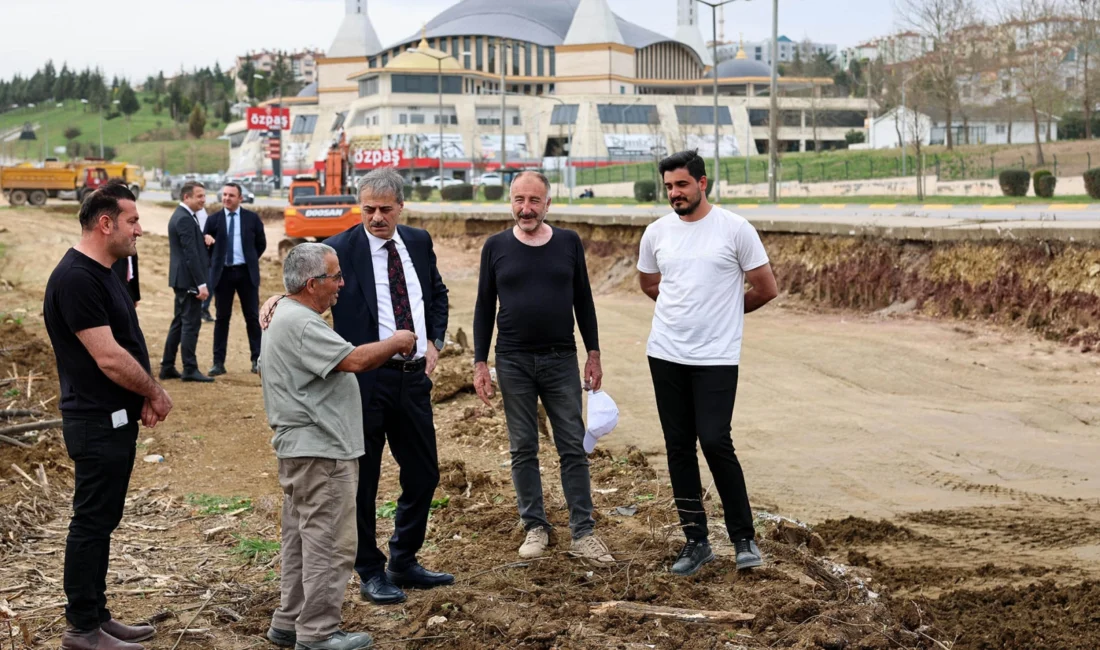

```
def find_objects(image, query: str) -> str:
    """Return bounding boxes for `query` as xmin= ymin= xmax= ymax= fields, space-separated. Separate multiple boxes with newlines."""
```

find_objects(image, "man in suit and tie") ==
xmin=260 ymin=167 xmax=453 ymax=605
xmin=110 ymin=254 xmax=140 ymax=305
xmin=159 ymin=181 xmax=214 ymax=383
xmin=203 ymin=182 xmax=266 ymax=375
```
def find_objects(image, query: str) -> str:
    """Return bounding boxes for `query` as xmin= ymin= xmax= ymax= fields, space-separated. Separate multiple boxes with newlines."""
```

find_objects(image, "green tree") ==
xmin=63 ymin=126 xmax=82 ymax=141
xmin=270 ymin=53 xmax=296 ymax=98
xmin=118 ymin=84 xmax=140 ymax=143
xmin=188 ymin=103 xmax=206 ymax=139
xmin=237 ymin=59 xmax=257 ymax=99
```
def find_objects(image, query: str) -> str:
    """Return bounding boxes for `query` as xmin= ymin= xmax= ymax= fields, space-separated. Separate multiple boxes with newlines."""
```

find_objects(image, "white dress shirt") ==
xmin=365 ymin=228 xmax=427 ymax=360
xmin=224 ymin=210 xmax=246 ymax=266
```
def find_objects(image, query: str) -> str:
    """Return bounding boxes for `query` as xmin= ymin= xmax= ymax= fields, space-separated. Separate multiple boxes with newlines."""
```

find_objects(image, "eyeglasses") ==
xmin=311 ymin=272 xmax=343 ymax=282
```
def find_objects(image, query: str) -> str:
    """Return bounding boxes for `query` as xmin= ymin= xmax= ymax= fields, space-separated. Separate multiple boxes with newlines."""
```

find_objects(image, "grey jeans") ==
xmin=495 ymin=349 xmax=595 ymax=540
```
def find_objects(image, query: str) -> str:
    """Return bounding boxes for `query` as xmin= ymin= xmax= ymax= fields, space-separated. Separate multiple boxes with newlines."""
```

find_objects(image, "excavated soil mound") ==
xmin=765 ymin=236 xmax=1100 ymax=351
xmin=815 ymin=516 xmax=925 ymax=546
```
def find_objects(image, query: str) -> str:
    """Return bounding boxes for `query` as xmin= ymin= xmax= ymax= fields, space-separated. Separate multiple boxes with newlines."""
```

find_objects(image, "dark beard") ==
xmin=671 ymin=195 xmax=701 ymax=216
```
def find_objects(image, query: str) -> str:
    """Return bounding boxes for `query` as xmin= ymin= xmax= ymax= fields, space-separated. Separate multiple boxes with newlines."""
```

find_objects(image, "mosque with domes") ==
xmin=225 ymin=0 xmax=875 ymax=185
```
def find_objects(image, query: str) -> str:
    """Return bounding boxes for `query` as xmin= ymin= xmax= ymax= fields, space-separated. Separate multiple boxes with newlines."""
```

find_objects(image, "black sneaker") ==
xmin=734 ymin=538 xmax=763 ymax=570
xmin=267 ymin=627 xmax=296 ymax=648
xmin=670 ymin=538 xmax=715 ymax=576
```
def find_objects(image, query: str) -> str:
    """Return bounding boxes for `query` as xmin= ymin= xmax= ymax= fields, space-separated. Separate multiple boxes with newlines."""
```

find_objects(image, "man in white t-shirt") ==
xmin=637 ymin=149 xmax=778 ymax=577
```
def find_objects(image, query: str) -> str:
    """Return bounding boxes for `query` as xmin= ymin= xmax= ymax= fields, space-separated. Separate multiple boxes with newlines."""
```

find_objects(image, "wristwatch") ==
xmin=433 ymin=338 xmax=445 ymax=351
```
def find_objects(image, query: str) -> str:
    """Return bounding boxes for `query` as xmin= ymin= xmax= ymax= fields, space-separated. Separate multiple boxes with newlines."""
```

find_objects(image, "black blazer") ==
xmin=203 ymin=207 xmax=266 ymax=288
xmin=328 ymin=223 xmax=448 ymax=404
xmin=110 ymin=254 xmax=141 ymax=303
xmin=167 ymin=206 xmax=209 ymax=290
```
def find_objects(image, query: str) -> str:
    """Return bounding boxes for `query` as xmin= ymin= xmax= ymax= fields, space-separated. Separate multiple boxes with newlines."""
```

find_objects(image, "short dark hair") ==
xmin=222 ymin=181 xmax=243 ymax=198
xmin=658 ymin=149 xmax=707 ymax=182
xmin=180 ymin=181 xmax=205 ymax=200
xmin=78 ymin=180 xmax=136 ymax=231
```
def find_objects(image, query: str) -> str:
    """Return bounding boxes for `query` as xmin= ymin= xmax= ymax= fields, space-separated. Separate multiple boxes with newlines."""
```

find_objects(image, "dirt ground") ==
xmin=2 ymin=200 xmax=1100 ymax=649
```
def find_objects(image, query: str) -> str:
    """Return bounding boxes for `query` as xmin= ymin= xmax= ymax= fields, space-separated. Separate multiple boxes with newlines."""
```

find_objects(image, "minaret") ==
xmin=563 ymin=0 xmax=625 ymax=46
xmin=558 ymin=0 xmax=635 ymax=95
xmin=675 ymin=0 xmax=711 ymax=66
xmin=318 ymin=0 xmax=381 ymax=106
xmin=327 ymin=0 xmax=382 ymax=58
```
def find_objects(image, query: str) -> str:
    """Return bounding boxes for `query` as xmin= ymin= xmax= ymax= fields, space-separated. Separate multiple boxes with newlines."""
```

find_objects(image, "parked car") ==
xmin=169 ymin=174 xmax=254 ymax=203
xmin=421 ymin=175 xmax=463 ymax=189
xmin=168 ymin=174 xmax=203 ymax=200
xmin=476 ymin=172 xmax=503 ymax=186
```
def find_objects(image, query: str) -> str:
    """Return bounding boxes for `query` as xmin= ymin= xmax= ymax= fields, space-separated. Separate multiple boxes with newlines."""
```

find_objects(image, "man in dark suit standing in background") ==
xmin=110 ymin=253 xmax=140 ymax=305
xmin=261 ymin=167 xmax=452 ymax=606
xmin=160 ymin=181 xmax=214 ymax=383
xmin=203 ymin=182 xmax=266 ymax=375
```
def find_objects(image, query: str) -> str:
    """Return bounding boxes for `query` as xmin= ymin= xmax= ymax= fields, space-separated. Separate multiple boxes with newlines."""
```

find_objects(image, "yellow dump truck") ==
xmin=76 ymin=160 xmax=146 ymax=199
xmin=0 ymin=165 xmax=109 ymax=206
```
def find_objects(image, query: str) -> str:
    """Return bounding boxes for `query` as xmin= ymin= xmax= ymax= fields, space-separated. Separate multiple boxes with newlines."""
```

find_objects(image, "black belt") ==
xmin=383 ymin=357 xmax=425 ymax=372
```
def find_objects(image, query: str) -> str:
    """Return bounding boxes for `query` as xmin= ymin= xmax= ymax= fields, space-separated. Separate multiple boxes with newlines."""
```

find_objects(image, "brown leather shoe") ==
xmin=101 ymin=619 xmax=156 ymax=643
xmin=60 ymin=628 xmax=145 ymax=650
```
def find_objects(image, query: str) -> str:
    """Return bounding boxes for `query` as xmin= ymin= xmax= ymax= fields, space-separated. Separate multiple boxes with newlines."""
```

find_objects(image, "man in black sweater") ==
xmin=473 ymin=171 xmax=613 ymax=565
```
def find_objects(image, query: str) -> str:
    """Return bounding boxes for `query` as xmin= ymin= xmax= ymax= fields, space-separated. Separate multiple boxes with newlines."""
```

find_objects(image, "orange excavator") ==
xmin=279 ymin=133 xmax=361 ymax=259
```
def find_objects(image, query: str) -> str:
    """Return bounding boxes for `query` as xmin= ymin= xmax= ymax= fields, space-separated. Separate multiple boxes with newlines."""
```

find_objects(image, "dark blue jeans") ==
xmin=495 ymin=349 xmax=594 ymax=540
xmin=61 ymin=414 xmax=139 ymax=630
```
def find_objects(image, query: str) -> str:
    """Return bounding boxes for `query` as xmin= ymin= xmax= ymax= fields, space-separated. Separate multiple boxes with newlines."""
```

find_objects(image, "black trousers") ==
xmin=354 ymin=368 xmax=439 ymax=579
xmin=212 ymin=266 xmax=261 ymax=364
xmin=648 ymin=357 xmax=755 ymax=542
xmin=162 ymin=287 xmax=201 ymax=372
xmin=61 ymin=415 xmax=138 ymax=630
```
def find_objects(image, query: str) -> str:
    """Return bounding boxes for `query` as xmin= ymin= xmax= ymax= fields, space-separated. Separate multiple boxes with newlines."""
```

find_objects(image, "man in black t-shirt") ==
xmin=43 ymin=181 xmax=174 ymax=650
xmin=472 ymin=171 xmax=613 ymax=565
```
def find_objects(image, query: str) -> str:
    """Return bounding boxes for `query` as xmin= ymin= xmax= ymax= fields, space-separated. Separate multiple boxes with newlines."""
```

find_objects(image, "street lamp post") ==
xmin=102 ymin=99 xmax=120 ymax=158
xmin=697 ymin=0 xmax=744 ymax=202
xmin=543 ymin=95 xmax=574 ymax=204
xmin=767 ymin=0 xmax=779 ymax=202
xmin=899 ymin=72 xmax=918 ymax=177
xmin=44 ymin=102 xmax=63 ymax=159
xmin=409 ymin=45 xmax=450 ymax=190
xmin=500 ymin=40 xmax=508 ymax=175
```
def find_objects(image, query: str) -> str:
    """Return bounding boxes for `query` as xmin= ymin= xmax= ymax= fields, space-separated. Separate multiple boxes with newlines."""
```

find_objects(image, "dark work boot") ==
xmin=267 ymin=627 xmax=296 ymax=648
xmin=100 ymin=619 xmax=155 ymax=643
xmin=670 ymin=538 xmax=715 ymax=576
xmin=60 ymin=628 xmax=145 ymax=650
xmin=734 ymin=538 xmax=764 ymax=570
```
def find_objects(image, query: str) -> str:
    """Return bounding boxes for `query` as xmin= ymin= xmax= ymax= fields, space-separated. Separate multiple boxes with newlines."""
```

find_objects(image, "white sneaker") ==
xmin=570 ymin=533 xmax=614 ymax=565
xmin=519 ymin=526 xmax=549 ymax=559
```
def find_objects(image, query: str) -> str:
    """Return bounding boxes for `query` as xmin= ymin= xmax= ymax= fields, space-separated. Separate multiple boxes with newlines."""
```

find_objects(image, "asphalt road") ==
xmin=140 ymin=189 xmax=1100 ymax=224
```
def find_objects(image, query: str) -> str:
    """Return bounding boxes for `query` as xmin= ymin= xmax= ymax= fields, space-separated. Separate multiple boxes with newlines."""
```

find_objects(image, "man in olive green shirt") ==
xmin=260 ymin=243 xmax=413 ymax=650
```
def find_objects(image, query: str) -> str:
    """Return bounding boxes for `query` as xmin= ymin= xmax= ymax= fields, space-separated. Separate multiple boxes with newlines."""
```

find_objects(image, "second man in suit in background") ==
xmin=204 ymin=182 xmax=266 ymax=375
xmin=160 ymin=181 xmax=214 ymax=383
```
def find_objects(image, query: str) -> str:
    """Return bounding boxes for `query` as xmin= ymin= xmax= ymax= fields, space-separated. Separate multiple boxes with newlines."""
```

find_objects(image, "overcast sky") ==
xmin=0 ymin=0 xmax=898 ymax=81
